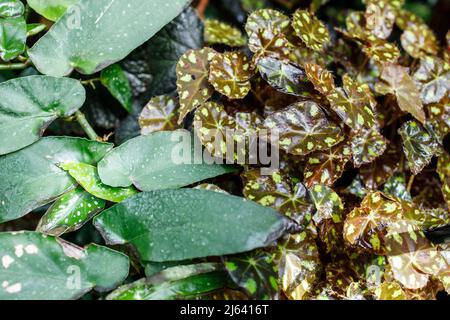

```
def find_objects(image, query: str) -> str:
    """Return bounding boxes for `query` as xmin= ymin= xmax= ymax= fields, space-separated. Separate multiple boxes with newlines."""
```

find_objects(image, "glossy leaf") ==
xmin=263 ymin=101 xmax=343 ymax=156
xmin=277 ymin=231 xmax=321 ymax=300
xmin=413 ymin=56 xmax=450 ymax=105
xmin=437 ymin=152 xmax=450 ymax=210
xmin=204 ymin=19 xmax=246 ymax=47
xmin=398 ymin=121 xmax=441 ymax=175
xmin=97 ymin=130 xmax=236 ymax=191
xmin=209 ymin=51 xmax=253 ymax=99
xmin=425 ymin=96 xmax=450 ymax=142
xmin=383 ymin=173 xmax=412 ymax=202
xmin=376 ymin=63 xmax=425 ymax=123
xmin=327 ymin=75 xmax=377 ymax=131
xmin=375 ymin=282 xmax=407 ymax=300
xmin=400 ymin=23 xmax=438 ymax=59
xmin=224 ymin=250 xmax=279 ymax=300
xmin=242 ymin=169 xmax=315 ymax=226
xmin=0 ymin=0 xmax=24 ymax=18
xmin=0 ymin=15 xmax=25 ymax=61
xmin=310 ymin=184 xmax=343 ymax=225
xmin=107 ymin=263 xmax=225 ymax=300
xmin=0 ymin=76 xmax=86 ymax=155
xmin=36 ymin=187 xmax=105 ymax=236
xmin=27 ymin=0 xmax=76 ymax=21
xmin=304 ymin=63 xmax=335 ymax=96
xmin=60 ymin=162 xmax=138 ymax=203
xmin=360 ymin=144 xmax=400 ymax=189
xmin=304 ymin=143 xmax=352 ymax=187
xmin=94 ymin=189 xmax=295 ymax=261
xmin=0 ymin=137 xmax=112 ymax=223
xmin=176 ymin=48 xmax=216 ymax=124
xmin=257 ymin=56 xmax=313 ymax=97
xmin=100 ymin=64 xmax=133 ymax=113
xmin=362 ymin=40 xmax=400 ymax=63
xmin=365 ymin=1 xmax=396 ymax=39
xmin=292 ymin=9 xmax=330 ymax=51
xmin=139 ymin=95 xmax=179 ymax=135
xmin=28 ymin=0 xmax=190 ymax=77
xmin=350 ymin=129 xmax=387 ymax=167
xmin=0 ymin=231 xmax=129 ymax=299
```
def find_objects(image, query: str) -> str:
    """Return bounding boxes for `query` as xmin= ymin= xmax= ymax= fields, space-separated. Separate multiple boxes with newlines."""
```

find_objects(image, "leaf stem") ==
xmin=407 ymin=175 xmax=415 ymax=193
xmin=81 ymin=78 xmax=101 ymax=89
xmin=0 ymin=60 xmax=31 ymax=70
xmin=75 ymin=111 xmax=99 ymax=141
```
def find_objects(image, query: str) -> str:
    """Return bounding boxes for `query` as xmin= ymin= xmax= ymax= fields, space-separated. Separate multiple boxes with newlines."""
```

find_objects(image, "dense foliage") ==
xmin=0 ymin=0 xmax=449 ymax=300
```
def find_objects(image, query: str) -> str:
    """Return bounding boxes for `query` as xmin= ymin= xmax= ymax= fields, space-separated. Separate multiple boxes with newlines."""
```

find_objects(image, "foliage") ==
xmin=0 ymin=0 xmax=448 ymax=301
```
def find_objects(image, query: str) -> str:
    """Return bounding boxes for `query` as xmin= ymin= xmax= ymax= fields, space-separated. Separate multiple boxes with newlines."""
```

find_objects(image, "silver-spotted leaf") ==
xmin=413 ymin=56 xmax=450 ymax=105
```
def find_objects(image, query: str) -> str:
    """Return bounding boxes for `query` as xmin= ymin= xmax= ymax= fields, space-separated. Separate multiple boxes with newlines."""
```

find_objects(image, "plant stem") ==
xmin=407 ymin=175 xmax=415 ymax=193
xmin=75 ymin=111 xmax=99 ymax=141
xmin=81 ymin=78 xmax=100 ymax=89
xmin=196 ymin=0 xmax=209 ymax=18
xmin=0 ymin=61 xmax=31 ymax=70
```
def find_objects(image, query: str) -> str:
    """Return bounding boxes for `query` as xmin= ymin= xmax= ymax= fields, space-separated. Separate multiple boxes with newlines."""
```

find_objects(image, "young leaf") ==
xmin=204 ymin=19 xmax=246 ymax=47
xmin=209 ymin=51 xmax=253 ymax=99
xmin=0 ymin=231 xmax=129 ymax=299
xmin=0 ymin=137 xmax=112 ymax=223
xmin=28 ymin=0 xmax=191 ymax=77
xmin=176 ymin=48 xmax=216 ymax=124
xmin=400 ymin=23 xmax=438 ymax=59
xmin=263 ymin=101 xmax=343 ymax=156
xmin=97 ymin=130 xmax=236 ymax=191
xmin=0 ymin=0 xmax=24 ymax=18
xmin=257 ymin=56 xmax=314 ymax=97
xmin=376 ymin=63 xmax=425 ymax=123
xmin=350 ymin=129 xmax=388 ymax=167
xmin=100 ymin=64 xmax=133 ymax=113
xmin=27 ymin=0 xmax=77 ymax=21
xmin=326 ymin=75 xmax=377 ymax=131
xmin=93 ymin=189 xmax=295 ymax=261
xmin=60 ymin=162 xmax=138 ymax=203
xmin=0 ymin=76 xmax=86 ymax=155
xmin=224 ymin=250 xmax=279 ymax=300
xmin=304 ymin=63 xmax=335 ymax=96
xmin=242 ymin=169 xmax=315 ymax=226
xmin=139 ymin=95 xmax=179 ymax=135
xmin=36 ymin=187 xmax=106 ymax=236
xmin=0 ymin=16 xmax=26 ymax=61
xmin=277 ymin=231 xmax=321 ymax=300
xmin=304 ymin=143 xmax=352 ymax=187
xmin=292 ymin=9 xmax=330 ymax=51
xmin=107 ymin=264 xmax=226 ymax=300
xmin=398 ymin=121 xmax=441 ymax=175
xmin=413 ymin=56 xmax=450 ymax=105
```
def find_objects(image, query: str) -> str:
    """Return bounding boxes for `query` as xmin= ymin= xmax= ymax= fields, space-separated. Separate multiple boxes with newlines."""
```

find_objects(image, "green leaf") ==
xmin=309 ymin=184 xmax=343 ymax=225
xmin=0 ymin=16 xmax=26 ymax=61
xmin=139 ymin=95 xmax=180 ymax=135
xmin=0 ymin=137 xmax=112 ymax=223
xmin=257 ymin=56 xmax=314 ymax=97
xmin=176 ymin=48 xmax=216 ymax=124
xmin=209 ymin=51 xmax=253 ymax=99
xmin=362 ymin=39 xmax=400 ymax=63
xmin=0 ymin=76 xmax=86 ymax=155
xmin=350 ymin=129 xmax=387 ymax=167
xmin=93 ymin=188 xmax=295 ymax=261
xmin=27 ymin=0 xmax=77 ymax=21
xmin=97 ymin=130 xmax=236 ymax=191
xmin=0 ymin=0 xmax=24 ymax=18
xmin=100 ymin=64 xmax=133 ymax=113
xmin=292 ymin=9 xmax=330 ymax=51
xmin=28 ymin=0 xmax=190 ymax=77
xmin=383 ymin=173 xmax=412 ymax=202
xmin=59 ymin=162 xmax=139 ymax=203
xmin=242 ymin=169 xmax=315 ymax=226
xmin=263 ymin=101 xmax=343 ymax=156
xmin=224 ymin=250 xmax=279 ymax=300
xmin=37 ymin=187 xmax=106 ymax=236
xmin=398 ymin=120 xmax=441 ymax=175
xmin=0 ymin=231 xmax=129 ymax=299
xmin=106 ymin=263 xmax=226 ymax=300
xmin=376 ymin=63 xmax=425 ymax=123
xmin=204 ymin=19 xmax=246 ymax=47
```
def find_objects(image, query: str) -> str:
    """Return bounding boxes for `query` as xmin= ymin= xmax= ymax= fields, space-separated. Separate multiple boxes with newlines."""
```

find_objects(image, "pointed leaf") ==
xmin=27 ymin=0 xmax=77 ymax=21
xmin=60 ymin=162 xmax=138 ymax=203
xmin=100 ymin=64 xmax=133 ymax=113
xmin=176 ymin=48 xmax=216 ymax=124
xmin=383 ymin=173 xmax=412 ymax=202
xmin=28 ymin=0 xmax=190 ymax=77
xmin=304 ymin=63 xmax=335 ymax=96
xmin=362 ymin=39 xmax=400 ymax=63
xmin=292 ymin=9 xmax=330 ymax=51
xmin=0 ymin=137 xmax=112 ymax=223
xmin=400 ymin=23 xmax=438 ymax=59
xmin=97 ymin=130 xmax=236 ymax=191
xmin=413 ymin=56 xmax=450 ymax=105
xmin=37 ymin=187 xmax=105 ymax=236
xmin=263 ymin=101 xmax=343 ymax=156
xmin=0 ymin=76 xmax=86 ymax=155
xmin=0 ymin=16 xmax=26 ymax=61
xmin=350 ymin=129 xmax=387 ymax=167
xmin=0 ymin=231 xmax=129 ymax=299
xmin=204 ymin=19 xmax=246 ymax=47
xmin=310 ymin=184 xmax=343 ymax=224
xmin=93 ymin=189 xmax=295 ymax=261
xmin=365 ymin=1 xmax=396 ymax=39
xmin=139 ymin=95 xmax=180 ymax=135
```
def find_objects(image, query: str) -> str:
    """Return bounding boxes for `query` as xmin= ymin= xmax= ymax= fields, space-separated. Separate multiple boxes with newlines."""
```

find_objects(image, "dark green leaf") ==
xmin=0 ymin=16 xmax=26 ymax=61
xmin=0 ymin=0 xmax=24 ymax=18
xmin=100 ymin=64 xmax=133 ymax=113
xmin=93 ymin=189 xmax=295 ymax=261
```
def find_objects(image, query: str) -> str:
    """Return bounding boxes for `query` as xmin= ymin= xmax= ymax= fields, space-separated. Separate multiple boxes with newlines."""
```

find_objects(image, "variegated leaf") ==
xmin=139 ymin=95 xmax=179 ymax=135
xmin=292 ymin=9 xmax=330 ymax=51
xmin=204 ymin=19 xmax=246 ymax=47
